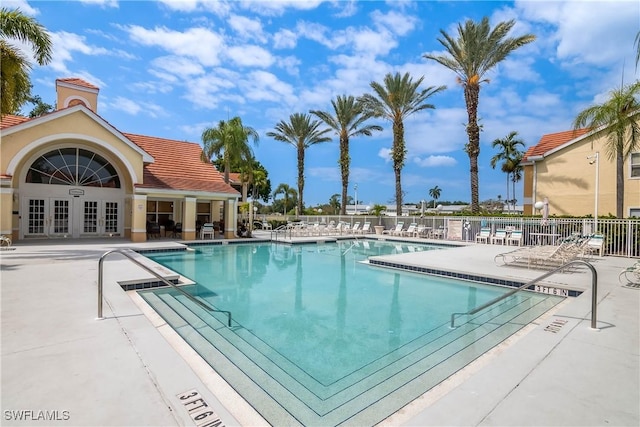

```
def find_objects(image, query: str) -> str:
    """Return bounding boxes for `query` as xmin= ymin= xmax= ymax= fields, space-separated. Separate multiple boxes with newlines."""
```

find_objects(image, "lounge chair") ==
xmin=200 ymin=223 xmax=215 ymax=239
xmin=619 ymin=261 xmax=640 ymax=285
xmin=475 ymin=227 xmax=491 ymax=244
xmin=356 ymin=222 xmax=371 ymax=235
xmin=347 ymin=222 xmax=361 ymax=234
xmin=171 ymin=222 xmax=182 ymax=238
xmin=506 ymin=229 xmax=523 ymax=246
xmin=383 ymin=222 xmax=404 ymax=236
xmin=402 ymin=223 xmax=418 ymax=237
xmin=491 ymin=229 xmax=507 ymax=245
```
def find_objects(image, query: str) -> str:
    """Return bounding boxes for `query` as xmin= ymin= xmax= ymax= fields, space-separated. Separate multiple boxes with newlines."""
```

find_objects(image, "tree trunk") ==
xmin=616 ymin=151 xmax=624 ymax=218
xmin=392 ymin=119 xmax=405 ymax=216
xmin=340 ymin=133 xmax=349 ymax=215
xmin=464 ymin=84 xmax=481 ymax=213
xmin=297 ymin=142 xmax=305 ymax=216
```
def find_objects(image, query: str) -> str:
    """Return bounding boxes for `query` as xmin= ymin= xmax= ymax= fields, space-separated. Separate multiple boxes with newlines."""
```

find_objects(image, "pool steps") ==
xmin=140 ymin=287 xmax=562 ymax=426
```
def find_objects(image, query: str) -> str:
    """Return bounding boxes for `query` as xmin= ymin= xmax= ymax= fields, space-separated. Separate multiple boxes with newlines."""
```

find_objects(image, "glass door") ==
xmin=24 ymin=198 xmax=71 ymax=237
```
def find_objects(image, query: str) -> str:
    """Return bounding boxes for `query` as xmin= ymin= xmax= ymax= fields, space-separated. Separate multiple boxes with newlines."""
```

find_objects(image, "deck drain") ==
xmin=544 ymin=318 xmax=568 ymax=333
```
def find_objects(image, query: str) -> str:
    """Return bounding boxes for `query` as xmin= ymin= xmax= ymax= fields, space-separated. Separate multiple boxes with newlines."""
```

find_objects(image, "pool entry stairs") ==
xmin=139 ymin=286 xmax=562 ymax=426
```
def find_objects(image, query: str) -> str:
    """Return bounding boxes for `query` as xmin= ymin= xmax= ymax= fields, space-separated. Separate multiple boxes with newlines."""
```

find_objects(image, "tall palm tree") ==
xmin=429 ymin=185 xmax=441 ymax=208
xmin=635 ymin=30 xmax=640 ymax=70
xmin=490 ymin=131 xmax=525 ymax=212
xmin=573 ymin=81 xmax=640 ymax=218
xmin=310 ymin=95 xmax=382 ymax=215
xmin=273 ymin=183 xmax=297 ymax=216
xmin=267 ymin=113 xmax=331 ymax=214
xmin=0 ymin=7 xmax=53 ymax=115
xmin=359 ymin=72 xmax=446 ymax=216
xmin=424 ymin=17 xmax=535 ymax=213
xmin=509 ymin=152 xmax=524 ymax=211
xmin=201 ymin=116 xmax=259 ymax=184
xmin=328 ymin=193 xmax=341 ymax=214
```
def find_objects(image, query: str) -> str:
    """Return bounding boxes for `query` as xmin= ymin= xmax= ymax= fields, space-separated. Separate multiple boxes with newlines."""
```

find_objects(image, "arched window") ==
xmin=26 ymin=148 xmax=121 ymax=188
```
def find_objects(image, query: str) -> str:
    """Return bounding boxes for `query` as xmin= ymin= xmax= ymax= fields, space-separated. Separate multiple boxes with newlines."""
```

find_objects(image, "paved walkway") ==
xmin=1 ymin=237 xmax=638 ymax=426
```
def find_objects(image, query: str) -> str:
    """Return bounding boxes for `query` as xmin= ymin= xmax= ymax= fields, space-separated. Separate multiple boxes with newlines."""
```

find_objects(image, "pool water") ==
xmin=140 ymin=240 xmax=564 ymax=425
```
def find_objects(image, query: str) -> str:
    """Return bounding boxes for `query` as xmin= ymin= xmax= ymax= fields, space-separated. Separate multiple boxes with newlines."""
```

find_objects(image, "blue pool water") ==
xmin=140 ymin=240 xmax=564 ymax=425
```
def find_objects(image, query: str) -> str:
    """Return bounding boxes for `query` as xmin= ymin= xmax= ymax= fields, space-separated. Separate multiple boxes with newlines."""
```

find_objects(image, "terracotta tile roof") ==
xmin=124 ymin=133 xmax=239 ymax=195
xmin=228 ymin=172 xmax=241 ymax=184
xmin=56 ymin=77 xmax=99 ymax=91
xmin=0 ymin=114 xmax=31 ymax=129
xmin=523 ymin=128 xmax=589 ymax=161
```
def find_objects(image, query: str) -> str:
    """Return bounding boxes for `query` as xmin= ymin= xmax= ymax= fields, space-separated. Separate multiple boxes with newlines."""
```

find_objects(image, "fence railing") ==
xmin=254 ymin=214 xmax=639 ymax=258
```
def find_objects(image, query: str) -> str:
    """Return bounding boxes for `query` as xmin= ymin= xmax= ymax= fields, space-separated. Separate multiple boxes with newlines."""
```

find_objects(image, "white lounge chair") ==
xmin=356 ymin=222 xmax=371 ymax=235
xmin=383 ymin=222 xmax=404 ymax=236
xmin=402 ymin=223 xmax=418 ymax=237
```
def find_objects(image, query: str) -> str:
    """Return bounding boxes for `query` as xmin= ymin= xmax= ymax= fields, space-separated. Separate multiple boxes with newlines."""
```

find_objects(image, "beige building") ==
xmin=0 ymin=78 xmax=241 ymax=242
xmin=522 ymin=126 xmax=640 ymax=218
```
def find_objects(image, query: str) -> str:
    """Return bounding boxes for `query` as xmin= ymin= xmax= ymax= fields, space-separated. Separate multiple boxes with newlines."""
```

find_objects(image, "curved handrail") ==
xmin=97 ymin=249 xmax=232 ymax=326
xmin=450 ymin=259 xmax=598 ymax=329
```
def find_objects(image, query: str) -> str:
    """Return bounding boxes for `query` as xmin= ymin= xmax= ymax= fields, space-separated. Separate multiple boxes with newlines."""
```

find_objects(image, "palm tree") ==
xmin=359 ymin=72 xmax=446 ymax=216
xmin=273 ymin=183 xmax=297 ymax=216
xmin=509 ymin=152 xmax=523 ymax=211
xmin=573 ymin=81 xmax=640 ymax=218
xmin=424 ymin=17 xmax=535 ymax=213
xmin=201 ymin=116 xmax=259 ymax=184
xmin=635 ymin=30 xmax=640 ymax=69
xmin=428 ymin=185 xmax=441 ymax=208
xmin=267 ymin=113 xmax=332 ymax=214
xmin=490 ymin=131 xmax=525 ymax=212
xmin=0 ymin=7 xmax=53 ymax=115
xmin=328 ymin=193 xmax=341 ymax=214
xmin=310 ymin=95 xmax=382 ymax=215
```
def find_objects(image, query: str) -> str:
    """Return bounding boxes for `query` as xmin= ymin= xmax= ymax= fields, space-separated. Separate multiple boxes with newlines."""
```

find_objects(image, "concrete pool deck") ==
xmin=1 ymin=237 xmax=638 ymax=426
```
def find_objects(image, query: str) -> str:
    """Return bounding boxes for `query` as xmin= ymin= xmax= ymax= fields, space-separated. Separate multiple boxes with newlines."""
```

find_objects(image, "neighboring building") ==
xmin=521 ymin=127 xmax=640 ymax=218
xmin=0 ymin=78 xmax=241 ymax=242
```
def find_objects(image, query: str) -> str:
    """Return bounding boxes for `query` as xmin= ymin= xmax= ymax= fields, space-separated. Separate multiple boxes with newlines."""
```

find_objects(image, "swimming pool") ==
xmin=139 ymin=240 xmax=564 ymax=425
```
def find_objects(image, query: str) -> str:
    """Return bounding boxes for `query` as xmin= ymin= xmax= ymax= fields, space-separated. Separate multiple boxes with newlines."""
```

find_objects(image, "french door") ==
xmin=24 ymin=198 xmax=120 ymax=238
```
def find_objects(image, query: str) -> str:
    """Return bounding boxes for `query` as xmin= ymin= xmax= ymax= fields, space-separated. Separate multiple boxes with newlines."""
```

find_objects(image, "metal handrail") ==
xmin=97 ymin=249 xmax=232 ymax=326
xmin=450 ymin=259 xmax=598 ymax=329
xmin=271 ymin=224 xmax=292 ymax=242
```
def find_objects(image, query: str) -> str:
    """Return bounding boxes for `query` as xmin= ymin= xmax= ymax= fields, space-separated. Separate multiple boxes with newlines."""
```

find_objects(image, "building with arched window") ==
xmin=1 ymin=78 xmax=240 ymax=242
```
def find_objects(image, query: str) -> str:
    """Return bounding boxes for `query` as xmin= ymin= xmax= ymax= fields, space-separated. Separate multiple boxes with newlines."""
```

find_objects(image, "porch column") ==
xmin=224 ymin=198 xmax=237 ymax=239
xmin=131 ymin=194 xmax=147 ymax=242
xmin=0 ymin=188 xmax=14 ymax=240
xmin=183 ymin=197 xmax=197 ymax=240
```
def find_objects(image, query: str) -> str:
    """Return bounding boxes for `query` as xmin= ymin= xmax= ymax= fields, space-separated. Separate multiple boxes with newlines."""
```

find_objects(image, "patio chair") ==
xmin=583 ymin=234 xmax=605 ymax=257
xmin=171 ymin=222 xmax=182 ymax=238
xmin=347 ymin=222 xmax=361 ymax=234
xmin=475 ymin=227 xmax=491 ymax=244
xmin=200 ymin=223 xmax=215 ymax=239
xmin=491 ymin=229 xmax=507 ymax=245
xmin=415 ymin=225 xmax=428 ymax=238
xmin=506 ymin=229 xmax=523 ymax=246
xmin=147 ymin=222 xmax=161 ymax=239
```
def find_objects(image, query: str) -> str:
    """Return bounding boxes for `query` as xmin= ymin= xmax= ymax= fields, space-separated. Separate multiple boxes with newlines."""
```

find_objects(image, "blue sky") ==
xmin=8 ymin=0 xmax=640 ymax=207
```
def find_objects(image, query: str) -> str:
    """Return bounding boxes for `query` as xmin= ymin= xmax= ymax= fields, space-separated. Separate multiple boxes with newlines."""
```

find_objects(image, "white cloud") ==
xmin=79 ymin=0 xmax=119 ymax=9
xmin=48 ymin=31 xmax=111 ymax=73
xmin=228 ymin=15 xmax=267 ymax=43
xmin=277 ymin=55 xmax=301 ymax=75
xmin=238 ymin=0 xmax=324 ymax=16
xmin=371 ymin=9 xmax=418 ymax=36
xmin=151 ymin=56 xmax=205 ymax=76
xmin=2 ymin=0 xmax=38 ymax=15
xmin=308 ymin=167 xmax=340 ymax=181
xmin=273 ymin=29 xmax=298 ymax=49
xmin=240 ymin=70 xmax=297 ymax=105
xmin=184 ymin=72 xmax=239 ymax=109
xmin=124 ymin=25 xmax=225 ymax=67
xmin=226 ymin=45 xmax=275 ymax=67
xmin=413 ymin=155 xmax=457 ymax=167
xmin=378 ymin=147 xmax=392 ymax=162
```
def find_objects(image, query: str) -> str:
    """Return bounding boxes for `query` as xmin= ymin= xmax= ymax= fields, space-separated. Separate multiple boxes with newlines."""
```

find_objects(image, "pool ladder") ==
xmin=450 ymin=259 xmax=598 ymax=329
xmin=97 ymin=249 xmax=232 ymax=326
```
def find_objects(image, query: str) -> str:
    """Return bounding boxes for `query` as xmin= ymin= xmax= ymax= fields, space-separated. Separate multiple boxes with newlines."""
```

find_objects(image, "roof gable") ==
xmin=124 ymin=133 xmax=239 ymax=195
xmin=0 ymin=105 xmax=153 ymax=163
xmin=523 ymin=128 xmax=590 ymax=161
